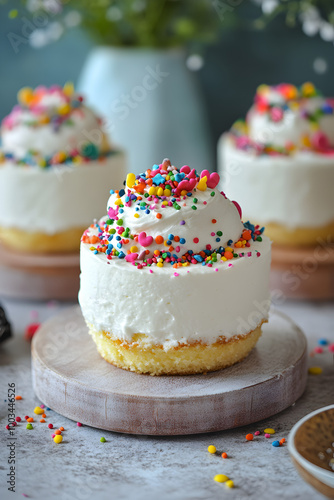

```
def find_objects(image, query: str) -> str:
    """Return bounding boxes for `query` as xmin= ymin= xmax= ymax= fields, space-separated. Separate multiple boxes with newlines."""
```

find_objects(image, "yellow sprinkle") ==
xmin=225 ymin=247 xmax=233 ymax=252
xmin=39 ymin=115 xmax=50 ymax=125
xmin=165 ymin=175 xmax=170 ymax=180
xmin=264 ymin=428 xmax=275 ymax=435
xmin=72 ymin=156 xmax=82 ymax=163
xmin=134 ymin=213 xmax=140 ymax=218
xmin=301 ymin=135 xmax=311 ymax=148
xmin=157 ymin=262 xmax=163 ymax=267
xmin=130 ymin=246 xmax=138 ymax=253
xmin=17 ymin=87 xmax=34 ymax=105
xmin=197 ymin=176 xmax=207 ymax=191
xmin=225 ymin=480 xmax=234 ymax=488
xmin=126 ymin=173 xmax=136 ymax=188
xmin=148 ymin=187 xmax=156 ymax=196
xmin=90 ymin=247 xmax=96 ymax=251
xmin=114 ymin=199 xmax=122 ymax=205
xmin=58 ymin=104 xmax=71 ymax=115
xmin=308 ymin=366 xmax=322 ymax=375
xmin=157 ymin=187 xmax=164 ymax=197
xmin=162 ymin=201 xmax=168 ymax=206
xmin=257 ymin=84 xmax=269 ymax=95
xmin=214 ymin=474 xmax=229 ymax=483
xmin=310 ymin=122 xmax=320 ymax=131
xmin=221 ymin=257 xmax=227 ymax=261
xmin=34 ymin=406 xmax=44 ymax=415
xmin=301 ymin=82 xmax=316 ymax=97
xmin=181 ymin=190 xmax=187 ymax=196
xmin=54 ymin=435 xmax=63 ymax=444
xmin=208 ymin=445 xmax=216 ymax=454
xmin=63 ymin=81 xmax=74 ymax=96
xmin=163 ymin=189 xmax=170 ymax=197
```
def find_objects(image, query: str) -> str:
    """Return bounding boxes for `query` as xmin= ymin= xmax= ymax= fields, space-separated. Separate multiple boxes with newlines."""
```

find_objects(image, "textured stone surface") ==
xmin=0 ymin=297 xmax=333 ymax=500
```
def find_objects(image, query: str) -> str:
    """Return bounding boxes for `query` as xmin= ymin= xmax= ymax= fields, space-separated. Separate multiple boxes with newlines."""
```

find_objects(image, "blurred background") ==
xmin=1 ymin=0 xmax=333 ymax=170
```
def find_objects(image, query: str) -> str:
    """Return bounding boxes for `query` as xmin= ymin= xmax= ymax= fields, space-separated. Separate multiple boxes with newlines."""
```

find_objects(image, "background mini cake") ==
xmin=0 ymin=84 xmax=126 ymax=253
xmin=79 ymin=159 xmax=271 ymax=376
xmin=218 ymin=83 xmax=334 ymax=246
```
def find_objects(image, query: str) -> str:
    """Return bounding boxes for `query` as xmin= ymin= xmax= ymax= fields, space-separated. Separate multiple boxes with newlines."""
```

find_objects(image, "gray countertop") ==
xmin=0 ymin=296 xmax=333 ymax=500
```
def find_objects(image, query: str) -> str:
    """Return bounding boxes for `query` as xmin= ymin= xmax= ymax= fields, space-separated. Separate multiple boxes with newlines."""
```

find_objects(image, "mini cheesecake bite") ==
xmin=218 ymin=82 xmax=334 ymax=246
xmin=0 ymin=84 xmax=126 ymax=253
xmin=79 ymin=159 xmax=272 ymax=376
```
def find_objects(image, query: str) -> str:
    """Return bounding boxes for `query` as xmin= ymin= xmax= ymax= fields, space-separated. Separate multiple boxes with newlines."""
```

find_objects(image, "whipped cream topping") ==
xmin=230 ymin=83 xmax=334 ymax=155
xmin=79 ymin=160 xmax=271 ymax=346
xmin=1 ymin=84 xmax=110 ymax=161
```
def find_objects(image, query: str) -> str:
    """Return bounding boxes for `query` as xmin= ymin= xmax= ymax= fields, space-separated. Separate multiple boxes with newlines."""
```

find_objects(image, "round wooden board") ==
xmin=32 ymin=307 xmax=307 ymax=436
xmin=270 ymin=243 xmax=334 ymax=300
xmin=0 ymin=243 xmax=80 ymax=301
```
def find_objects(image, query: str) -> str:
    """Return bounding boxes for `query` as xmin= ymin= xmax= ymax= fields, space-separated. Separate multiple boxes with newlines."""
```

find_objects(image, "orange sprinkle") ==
xmin=59 ymin=426 xmax=65 ymax=431
xmin=174 ymin=236 xmax=180 ymax=242
xmin=168 ymin=246 xmax=174 ymax=252
xmin=15 ymin=396 xmax=22 ymax=400
xmin=54 ymin=429 xmax=62 ymax=435
xmin=279 ymin=438 xmax=286 ymax=445
xmin=42 ymin=414 xmax=46 ymax=418
xmin=212 ymin=219 xmax=217 ymax=224
xmin=155 ymin=235 xmax=164 ymax=244
xmin=246 ymin=433 xmax=254 ymax=441
xmin=27 ymin=418 xmax=34 ymax=423
xmin=40 ymin=419 xmax=45 ymax=423
xmin=242 ymin=230 xmax=252 ymax=241
xmin=156 ymin=213 xmax=162 ymax=219
xmin=154 ymin=250 xmax=160 ymax=256
xmin=221 ymin=453 xmax=228 ymax=459
xmin=224 ymin=251 xmax=233 ymax=260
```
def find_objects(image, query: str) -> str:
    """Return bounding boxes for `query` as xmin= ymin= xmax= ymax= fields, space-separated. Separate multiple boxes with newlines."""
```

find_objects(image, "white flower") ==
xmin=302 ymin=19 xmax=320 ymax=37
xmin=64 ymin=11 xmax=82 ymax=28
xmin=319 ymin=22 xmax=334 ymax=42
xmin=48 ymin=21 xmax=64 ymax=41
xmin=186 ymin=54 xmax=204 ymax=71
xmin=106 ymin=6 xmax=123 ymax=21
xmin=261 ymin=0 xmax=279 ymax=15
xmin=29 ymin=28 xmax=49 ymax=48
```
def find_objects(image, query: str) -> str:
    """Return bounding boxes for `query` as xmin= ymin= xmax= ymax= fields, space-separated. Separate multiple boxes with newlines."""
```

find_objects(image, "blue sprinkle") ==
xmin=93 ymin=250 xmax=98 ymax=255
xmin=186 ymin=192 xmax=192 ymax=197
xmin=118 ymin=251 xmax=125 ymax=259
xmin=227 ymin=239 xmax=233 ymax=246
xmin=145 ymin=209 xmax=150 ymax=214
xmin=119 ymin=208 xmax=124 ymax=213
xmin=194 ymin=255 xmax=203 ymax=262
xmin=119 ymin=189 xmax=125 ymax=197
xmin=318 ymin=338 xmax=328 ymax=345
xmin=152 ymin=173 xmax=165 ymax=186
xmin=135 ymin=207 xmax=139 ymax=211
xmin=125 ymin=196 xmax=130 ymax=202
xmin=117 ymin=243 xmax=122 ymax=249
xmin=167 ymin=240 xmax=172 ymax=245
xmin=168 ymin=234 xmax=174 ymax=241
xmin=180 ymin=238 xmax=186 ymax=244
xmin=109 ymin=189 xmax=114 ymax=195
xmin=216 ymin=238 xmax=221 ymax=242
xmin=272 ymin=441 xmax=280 ymax=447
xmin=115 ymin=236 xmax=121 ymax=241
xmin=173 ymin=254 xmax=178 ymax=259
xmin=152 ymin=164 xmax=160 ymax=171
xmin=175 ymin=173 xmax=185 ymax=183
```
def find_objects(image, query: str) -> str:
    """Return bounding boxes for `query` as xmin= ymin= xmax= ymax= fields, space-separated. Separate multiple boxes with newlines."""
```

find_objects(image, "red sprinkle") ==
xmin=48 ymin=423 xmax=53 ymax=429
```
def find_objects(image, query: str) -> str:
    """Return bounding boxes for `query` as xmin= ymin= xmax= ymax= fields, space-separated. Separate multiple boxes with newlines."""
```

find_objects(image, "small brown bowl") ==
xmin=288 ymin=405 xmax=334 ymax=499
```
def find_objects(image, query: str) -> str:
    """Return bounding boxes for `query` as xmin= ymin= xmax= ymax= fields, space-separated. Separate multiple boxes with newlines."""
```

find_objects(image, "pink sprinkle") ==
xmin=174 ymin=272 xmax=179 ymax=277
xmin=328 ymin=343 xmax=334 ymax=353
xmin=314 ymin=347 xmax=323 ymax=354
xmin=77 ymin=422 xmax=82 ymax=427
xmin=247 ymin=252 xmax=252 ymax=257
xmin=215 ymin=268 xmax=218 ymax=272
xmin=265 ymin=433 xmax=271 ymax=438
xmin=254 ymin=431 xmax=260 ymax=436
xmin=40 ymin=404 xmax=45 ymax=408
xmin=51 ymin=434 xmax=55 ymax=438
xmin=203 ymin=201 xmax=207 ymax=205
xmin=228 ymin=263 xmax=233 ymax=268
xmin=210 ymin=232 xmax=215 ymax=236
xmin=149 ymin=269 xmax=153 ymax=274
xmin=175 ymin=246 xmax=180 ymax=252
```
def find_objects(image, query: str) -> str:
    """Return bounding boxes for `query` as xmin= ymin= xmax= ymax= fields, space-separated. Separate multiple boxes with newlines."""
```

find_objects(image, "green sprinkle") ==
xmin=256 ymin=236 xmax=262 ymax=242
xmin=100 ymin=437 xmax=106 ymax=442
xmin=9 ymin=9 xmax=18 ymax=18
xmin=26 ymin=423 xmax=33 ymax=430
xmin=140 ymin=201 xmax=146 ymax=207
xmin=116 ymin=219 xmax=123 ymax=226
xmin=144 ymin=193 xmax=149 ymax=198
xmin=193 ymin=198 xmax=198 ymax=203
xmin=173 ymin=203 xmax=181 ymax=210
xmin=217 ymin=231 xmax=223 ymax=236
xmin=170 ymin=175 xmax=175 ymax=181
xmin=165 ymin=184 xmax=172 ymax=190
xmin=106 ymin=219 xmax=113 ymax=225
xmin=191 ymin=205 xmax=197 ymax=210
xmin=110 ymin=228 xmax=116 ymax=234
xmin=233 ymin=253 xmax=238 ymax=258
xmin=162 ymin=253 xmax=168 ymax=259
xmin=211 ymin=191 xmax=215 ymax=197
